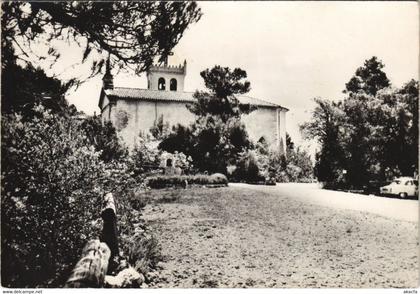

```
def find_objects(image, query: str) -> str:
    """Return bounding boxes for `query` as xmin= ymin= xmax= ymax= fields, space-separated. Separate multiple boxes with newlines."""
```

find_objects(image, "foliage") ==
xmin=160 ymin=150 xmax=193 ymax=173
xmin=1 ymin=46 xmax=77 ymax=115
xmin=160 ymin=117 xmax=252 ymax=175
xmin=0 ymin=1 xmax=203 ymax=281
xmin=128 ymin=233 xmax=162 ymax=275
xmin=210 ymin=173 xmax=229 ymax=185
xmin=80 ymin=115 xmax=128 ymax=163
xmin=0 ymin=105 xmax=154 ymax=287
xmin=128 ymin=137 xmax=161 ymax=178
xmin=187 ymin=66 xmax=255 ymax=122
xmin=302 ymin=57 xmax=418 ymax=189
xmin=160 ymin=66 xmax=255 ymax=175
xmin=344 ymin=56 xmax=390 ymax=96
xmin=158 ymin=123 xmax=195 ymax=156
xmin=1 ymin=105 xmax=105 ymax=287
xmin=2 ymin=2 xmax=202 ymax=77
xmin=300 ymin=99 xmax=345 ymax=186
xmin=230 ymin=150 xmax=265 ymax=183
xmin=229 ymin=134 xmax=314 ymax=184
xmin=255 ymin=134 xmax=314 ymax=183
xmin=149 ymin=115 xmax=170 ymax=140
xmin=145 ymin=174 xmax=228 ymax=189
xmin=2 ymin=2 xmax=201 ymax=115
xmin=279 ymin=148 xmax=314 ymax=183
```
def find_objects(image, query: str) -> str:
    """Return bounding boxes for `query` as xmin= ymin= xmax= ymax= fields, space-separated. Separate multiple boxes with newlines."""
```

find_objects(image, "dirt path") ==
xmin=235 ymin=183 xmax=419 ymax=222
xmin=140 ymin=186 xmax=418 ymax=288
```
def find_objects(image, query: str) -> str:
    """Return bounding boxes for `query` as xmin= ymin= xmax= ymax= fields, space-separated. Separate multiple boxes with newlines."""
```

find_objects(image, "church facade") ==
xmin=98 ymin=60 xmax=288 ymax=154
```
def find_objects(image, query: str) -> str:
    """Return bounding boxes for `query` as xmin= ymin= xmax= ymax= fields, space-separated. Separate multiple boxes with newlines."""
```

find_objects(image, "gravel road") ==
xmin=140 ymin=184 xmax=418 ymax=288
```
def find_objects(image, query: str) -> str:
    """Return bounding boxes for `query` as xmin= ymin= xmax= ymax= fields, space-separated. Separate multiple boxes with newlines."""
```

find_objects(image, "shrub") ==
xmin=79 ymin=115 xmax=128 ymax=163
xmin=159 ymin=118 xmax=252 ymax=175
xmin=99 ymin=159 xmax=151 ymax=265
xmin=145 ymin=174 xmax=228 ymax=189
xmin=128 ymin=233 xmax=162 ymax=274
xmin=1 ymin=105 xmax=164 ymax=287
xmin=159 ymin=150 xmax=193 ymax=174
xmin=1 ymin=106 xmax=106 ymax=287
xmin=231 ymin=150 xmax=265 ymax=183
xmin=210 ymin=173 xmax=228 ymax=185
xmin=128 ymin=137 xmax=161 ymax=177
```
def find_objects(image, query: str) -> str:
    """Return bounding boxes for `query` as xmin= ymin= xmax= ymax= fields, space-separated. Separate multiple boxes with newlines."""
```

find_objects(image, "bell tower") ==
xmin=147 ymin=59 xmax=187 ymax=92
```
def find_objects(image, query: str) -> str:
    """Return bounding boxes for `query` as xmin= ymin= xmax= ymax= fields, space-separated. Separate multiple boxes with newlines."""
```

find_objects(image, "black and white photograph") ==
xmin=1 ymin=1 xmax=418 ymax=291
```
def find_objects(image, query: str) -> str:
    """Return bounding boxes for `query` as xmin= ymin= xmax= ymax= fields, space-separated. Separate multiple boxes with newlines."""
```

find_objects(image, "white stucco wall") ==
xmin=102 ymin=97 xmax=286 ymax=154
xmin=147 ymin=70 xmax=185 ymax=92
xmin=109 ymin=99 xmax=194 ymax=149
xmin=241 ymin=107 xmax=286 ymax=154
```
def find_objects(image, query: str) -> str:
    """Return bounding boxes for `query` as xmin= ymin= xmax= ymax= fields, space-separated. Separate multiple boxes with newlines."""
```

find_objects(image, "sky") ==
xmin=56 ymin=1 xmax=418 ymax=151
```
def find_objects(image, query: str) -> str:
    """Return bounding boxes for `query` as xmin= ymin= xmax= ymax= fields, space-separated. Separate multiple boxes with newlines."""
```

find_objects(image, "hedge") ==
xmin=145 ymin=173 xmax=228 ymax=189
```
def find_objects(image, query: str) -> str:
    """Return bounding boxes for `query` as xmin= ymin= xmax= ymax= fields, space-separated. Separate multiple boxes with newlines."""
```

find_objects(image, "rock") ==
xmin=116 ymin=258 xmax=130 ymax=272
xmin=146 ymin=271 xmax=158 ymax=282
xmin=105 ymin=267 xmax=145 ymax=288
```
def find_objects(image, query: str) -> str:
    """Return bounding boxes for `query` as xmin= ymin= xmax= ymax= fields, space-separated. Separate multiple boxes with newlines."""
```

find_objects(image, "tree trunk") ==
xmin=65 ymin=240 xmax=111 ymax=288
xmin=101 ymin=192 xmax=119 ymax=259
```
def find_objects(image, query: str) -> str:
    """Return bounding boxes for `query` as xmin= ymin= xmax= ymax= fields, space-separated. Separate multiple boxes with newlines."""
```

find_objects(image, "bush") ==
xmin=160 ymin=150 xmax=194 ymax=174
xmin=210 ymin=173 xmax=228 ymax=185
xmin=1 ymin=106 xmax=106 ymax=287
xmin=128 ymin=233 xmax=162 ymax=275
xmin=159 ymin=118 xmax=252 ymax=175
xmin=230 ymin=150 xmax=265 ymax=183
xmin=145 ymin=174 xmax=228 ymax=189
xmin=79 ymin=115 xmax=128 ymax=163
xmin=1 ymin=105 xmax=165 ymax=287
xmin=128 ymin=137 xmax=161 ymax=177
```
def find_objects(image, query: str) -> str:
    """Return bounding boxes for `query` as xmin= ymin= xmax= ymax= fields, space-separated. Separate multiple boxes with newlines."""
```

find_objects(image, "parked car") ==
xmin=379 ymin=177 xmax=418 ymax=198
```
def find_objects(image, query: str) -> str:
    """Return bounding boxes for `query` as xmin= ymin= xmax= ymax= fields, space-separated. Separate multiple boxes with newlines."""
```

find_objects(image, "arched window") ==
xmin=166 ymin=158 xmax=173 ymax=167
xmin=158 ymin=78 xmax=166 ymax=90
xmin=170 ymin=78 xmax=177 ymax=91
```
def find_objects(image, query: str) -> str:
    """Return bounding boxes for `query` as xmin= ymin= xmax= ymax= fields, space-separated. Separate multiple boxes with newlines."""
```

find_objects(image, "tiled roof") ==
xmin=104 ymin=87 xmax=288 ymax=110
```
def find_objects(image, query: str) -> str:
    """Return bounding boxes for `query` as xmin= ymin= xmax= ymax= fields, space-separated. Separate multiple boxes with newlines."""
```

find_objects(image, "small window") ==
xmin=158 ymin=78 xmax=166 ymax=90
xmin=170 ymin=78 xmax=177 ymax=91
xmin=166 ymin=158 xmax=173 ymax=167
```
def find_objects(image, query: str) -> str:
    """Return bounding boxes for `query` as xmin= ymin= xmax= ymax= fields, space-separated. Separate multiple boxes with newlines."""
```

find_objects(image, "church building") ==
xmin=98 ymin=60 xmax=288 ymax=154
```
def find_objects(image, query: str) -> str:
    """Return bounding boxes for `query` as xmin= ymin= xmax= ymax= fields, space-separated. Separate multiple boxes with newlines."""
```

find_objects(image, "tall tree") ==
xmin=2 ymin=2 xmax=201 ymax=113
xmin=341 ymin=94 xmax=378 ymax=186
xmin=187 ymin=66 xmax=255 ymax=122
xmin=160 ymin=66 xmax=255 ymax=174
xmin=376 ymin=81 xmax=419 ymax=177
xmin=3 ymin=2 xmax=201 ymax=75
xmin=397 ymin=80 xmax=419 ymax=175
xmin=344 ymin=56 xmax=390 ymax=96
xmin=1 ymin=46 xmax=76 ymax=115
xmin=300 ymin=98 xmax=346 ymax=187
xmin=304 ymin=57 xmax=418 ymax=189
